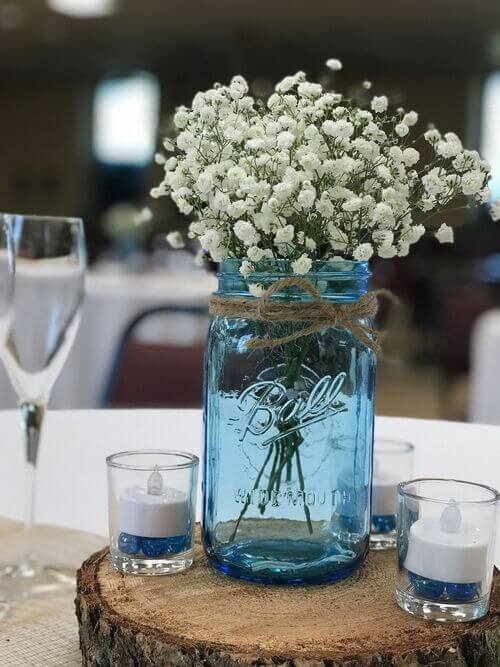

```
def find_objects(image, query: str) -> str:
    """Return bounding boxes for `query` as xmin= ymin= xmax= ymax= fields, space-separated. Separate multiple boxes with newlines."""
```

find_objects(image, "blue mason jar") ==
xmin=202 ymin=259 xmax=376 ymax=585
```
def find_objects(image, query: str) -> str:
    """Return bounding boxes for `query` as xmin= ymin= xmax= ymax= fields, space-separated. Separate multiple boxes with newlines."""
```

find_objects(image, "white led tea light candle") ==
xmin=405 ymin=501 xmax=489 ymax=584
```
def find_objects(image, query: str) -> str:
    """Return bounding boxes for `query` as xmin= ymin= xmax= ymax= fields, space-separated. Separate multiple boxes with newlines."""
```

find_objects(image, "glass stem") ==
xmin=20 ymin=403 xmax=45 ymax=533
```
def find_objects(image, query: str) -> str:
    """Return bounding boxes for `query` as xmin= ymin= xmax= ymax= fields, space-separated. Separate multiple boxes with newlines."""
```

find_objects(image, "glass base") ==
xmin=0 ymin=560 xmax=74 ymax=600
xmin=396 ymin=587 xmax=490 ymax=622
xmin=206 ymin=538 xmax=368 ymax=585
xmin=369 ymin=530 xmax=396 ymax=550
xmin=110 ymin=548 xmax=193 ymax=575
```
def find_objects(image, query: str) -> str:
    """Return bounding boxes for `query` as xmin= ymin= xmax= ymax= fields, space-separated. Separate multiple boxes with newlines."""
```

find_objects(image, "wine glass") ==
xmin=0 ymin=218 xmax=15 ymax=616
xmin=0 ymin=214 xmax=85 ymax=599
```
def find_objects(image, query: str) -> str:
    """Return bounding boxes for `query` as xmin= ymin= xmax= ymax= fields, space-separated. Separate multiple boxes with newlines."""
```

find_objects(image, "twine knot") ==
xmin=209 ymin=276 xmax=397 ymax=355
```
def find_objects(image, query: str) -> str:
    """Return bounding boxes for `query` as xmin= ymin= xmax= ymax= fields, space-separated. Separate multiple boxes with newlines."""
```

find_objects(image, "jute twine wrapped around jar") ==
xmin=209 ymin=276 xmax=397 ymax=354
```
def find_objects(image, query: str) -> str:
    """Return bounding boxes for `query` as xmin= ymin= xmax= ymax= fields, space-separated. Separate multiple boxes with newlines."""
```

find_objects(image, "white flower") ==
xmin=173 ymin=107 xmax=189 ymax=129
xmin=229 ymin=75 xmax=249 ymax=100
xmin=342 ymin=197 xmax=363 ymax=212
xmin=166 ymin=231 xmax=185 ymax=249
xmin=372 ymin=230 xmax=394 ymax=248
xmin=436 ymin=140 xmax=461 ymax=159
xmin=227 ymin=200 xmax=249 ymax=219
xmin=328 ymin=225 xmax=348 ymax=251
xmin=155 ymin=153 xmax=166 ymax=165
xmin=246 ymin=246 xmax=265 ymax=262
xmin=491 ymin=199 xmax=500 ymax=222
xmin=274 ymin=224 xmax=294 ymax=244
xmin=371 ymin=96 xmax=388 ymax=113
xmin=305 ymin=237 xmax=317 ymax=251
xmin=371 ymin=202 xmax=395 ymax=228
xmin=353 ymin=243 xmax=373 ymax=261
xmin=403 ymin=147 xmax=420 ymax=166
xmin=422 ymin=168 xmax=445 ymax=196
xmin=297 ymin=82 xmax=322 ymax=98
xmin=234 ymin=220 xmax=260 ymax=246
xmin=424 ymin=128 xmax=441 ymax=143
xmin=195 ymin=171 xmax=213 ymax=194
xmin=297 ymin=185 xmax=316 ymax=209
xmin=376 ymin=165 xmax=392 ymax=182
xmin=352 ymin=137 xmax=379 ymax=161
xmin=239 ymin=260 xmax=254 ymax=279
xmin=435 ymin=223 xmax=454 ymax=243
xmin=322 ymin=119 xmax=354 ymax=139
xmin=378 ymin=245 xmax=397 ymax=258
xmin=249 ymin=283 xmax=266 ymax=297
xmin=388 ymin=146 xmax=404 ymax=163
xmin=200 ymin=229 xmax=222 ymax=252
xmin=276 ymin=130 xmax=295 ymax=149
xmin=326 ymin=58 xmax=343 ymax=71
xmin=163 ymin=138 xmax=175 ymax=151
xmin=461 ymin=171 xmax=484 ymax=196
xmin=397 ymin=242 xmax=410 ymax=257
xmin=316 ymin=194 xmax=334 ymax=218
xmin=404 ymin=224 xmax=426 ymax=244
xmin=291 ymin=253 xmax=313 ymax=274
xmin=395 ymin=122 xmax=409 ymax=137
xmin=403 ymin=111 xmax=418 ymax=126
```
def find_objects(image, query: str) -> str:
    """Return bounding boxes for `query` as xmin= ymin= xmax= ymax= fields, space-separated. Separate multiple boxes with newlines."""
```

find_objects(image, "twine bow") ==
xmin=209 ymin=276 xmax=397 ymax=355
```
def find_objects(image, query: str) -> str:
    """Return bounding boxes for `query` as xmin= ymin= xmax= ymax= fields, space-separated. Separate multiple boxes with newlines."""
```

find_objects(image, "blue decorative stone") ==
xmin=118 ymin=532 xmax=142 ymax=555
xmin=445 ymin=582 xmax=480 ymax=602
xmin=141 ymin=534 xmax=189 ymax=558
xmin=409 ymin=571 xmax=445 ymax=600
xmin=372 ymin=514 xmax=396 ymax=533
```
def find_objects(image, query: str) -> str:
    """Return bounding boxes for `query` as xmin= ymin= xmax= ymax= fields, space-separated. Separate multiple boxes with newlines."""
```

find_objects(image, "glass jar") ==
xmin=202 ymin=259 xmax=376 ymax=585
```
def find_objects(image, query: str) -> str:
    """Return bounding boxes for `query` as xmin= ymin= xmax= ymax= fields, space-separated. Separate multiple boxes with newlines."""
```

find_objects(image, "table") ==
xmin=0 ymin=270 xmax=216 ymax=410
xmin=0 ymin=409 xmax=498 ymax=665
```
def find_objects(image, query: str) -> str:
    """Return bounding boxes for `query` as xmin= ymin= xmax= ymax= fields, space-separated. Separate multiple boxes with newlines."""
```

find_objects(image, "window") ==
xmin=93 ymin=72 xmax=160 ymax=166
xmin=481 ymin=72 xmax=500 ymax=201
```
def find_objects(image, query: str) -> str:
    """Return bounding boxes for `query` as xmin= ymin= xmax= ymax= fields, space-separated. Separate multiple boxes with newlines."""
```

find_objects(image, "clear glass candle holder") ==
xmin=370 ymin=438 xmax=414 ymax=550
xmin=107 ymin=450 xmax=199 ymax=575
xmin=396 ymin=478 xmax=498 ymax=622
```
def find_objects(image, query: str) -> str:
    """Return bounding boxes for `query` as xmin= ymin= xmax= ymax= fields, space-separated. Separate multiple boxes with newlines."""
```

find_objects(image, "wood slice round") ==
xmin=76 ymin=530 xmax=500 ymax=666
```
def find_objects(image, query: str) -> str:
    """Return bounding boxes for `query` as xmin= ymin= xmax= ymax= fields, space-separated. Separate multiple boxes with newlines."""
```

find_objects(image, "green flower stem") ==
xmin=230 ymin=329 xmax=313 ymax=541
xmin=228 ymin=445 xmax=273 ymax=542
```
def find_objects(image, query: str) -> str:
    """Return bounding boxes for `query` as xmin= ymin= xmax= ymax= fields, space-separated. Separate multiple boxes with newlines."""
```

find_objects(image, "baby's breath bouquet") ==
xmin=154 ymin=58 xmax=499 ymax=288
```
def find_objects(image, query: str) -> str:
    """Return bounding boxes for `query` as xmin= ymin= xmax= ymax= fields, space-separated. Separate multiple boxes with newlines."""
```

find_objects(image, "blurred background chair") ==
xmin=103 ymin=305 xmax=208 ymax=408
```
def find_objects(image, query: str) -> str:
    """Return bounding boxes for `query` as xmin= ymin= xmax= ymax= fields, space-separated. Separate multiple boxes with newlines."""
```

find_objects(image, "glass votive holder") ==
xmin=396 ymin=478 xmax=498 ymax=622
xmin=370 ymin=438 xmax=414 ymax=550
xmin=107 ymin=450 xmax=199 ymax=575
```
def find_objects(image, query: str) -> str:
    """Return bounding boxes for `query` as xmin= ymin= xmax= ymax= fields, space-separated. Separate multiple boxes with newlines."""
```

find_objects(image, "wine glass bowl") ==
xmin=1 ymin=216 xmax=85 ymax=404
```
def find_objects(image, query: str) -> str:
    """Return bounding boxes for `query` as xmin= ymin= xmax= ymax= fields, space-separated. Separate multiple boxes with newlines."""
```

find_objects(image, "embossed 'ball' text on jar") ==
xmin=202 ymin=259 xmax=377 ymax=585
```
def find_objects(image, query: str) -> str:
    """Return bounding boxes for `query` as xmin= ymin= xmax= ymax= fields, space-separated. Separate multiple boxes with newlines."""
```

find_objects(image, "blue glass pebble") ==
xmin=372 ymin=514 xmax=396 ymax=533
xmin=445 ymin=582 xmax=480 ymax=602
xmin=141 ymin=534 xmax=189 ymax=558
xmin=409 ymin=572 xmax=445 ymax=600
xmin=118 ymin=532 xmax=142 ymax=555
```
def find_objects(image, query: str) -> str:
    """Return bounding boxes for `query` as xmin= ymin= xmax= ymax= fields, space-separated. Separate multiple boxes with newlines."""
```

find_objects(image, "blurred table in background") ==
xmin=0 ymin=269 xmax=216 ymax=410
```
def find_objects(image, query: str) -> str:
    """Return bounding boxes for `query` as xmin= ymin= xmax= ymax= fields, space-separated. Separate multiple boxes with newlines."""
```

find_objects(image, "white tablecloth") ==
xmin=0 ymin=270 xmax=216 ymax=410
xmin=470 ymin=308 xmax=500 ymax=425
xmin=0 ymin=409 xmax=498 ymax=563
